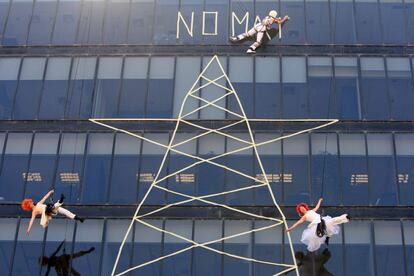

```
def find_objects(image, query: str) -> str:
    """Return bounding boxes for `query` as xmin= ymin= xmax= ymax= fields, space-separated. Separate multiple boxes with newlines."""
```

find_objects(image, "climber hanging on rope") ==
xmin=229 ymin=10 xmax=290 ymax=54
xmin=286 ymin=198 xmax=350 ymax=252
xmin=21 ymin=190 xmax=84 ymax=235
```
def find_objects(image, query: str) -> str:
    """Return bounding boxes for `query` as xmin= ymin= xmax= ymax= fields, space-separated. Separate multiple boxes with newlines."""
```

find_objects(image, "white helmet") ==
xmin=269 ymin=10 xmax=278 ymax=18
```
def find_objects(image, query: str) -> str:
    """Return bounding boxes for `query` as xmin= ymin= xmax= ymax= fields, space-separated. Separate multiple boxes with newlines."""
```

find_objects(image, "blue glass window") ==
xmin=339 ymin=134 xmax=369 ymax=205
xmin=0 ymin=0 xmax=10 ymax=44
xmin=0 ymin=133 xmax=32 ymax=202
xmin=0 ymin=58 xmax=20 ymax=119
xmin=403 ymin=221 xmax=414 ymax=276
xmin=162 ymin=220 xmax=192 ymax=276
xmin=255 ymin=133 xmax=283 ymax=204
xmin=229 ymin=57 xmax=253 ymax=118
xmin=118 ymin=57 xmax=148 ymax=118
xmin=324 ymin=224 xmax=344 ymax=275
xmin=2 ymin=0 xmax=33 ymax=45
xmin=223 ymin=220 xmax=252 ymax=274
xmin=387 ymin=57 xmax=414 ymax=120
xmin=102 ymin=220 xmax=133 ymax=275
xmin=408 ymin=0 xmax=414 ymax=44
xmin=54 ymin=133 xmax=86 ymax=203
xmin=255 ymin=57 xmax=281 ymax=118
xmin=225 ymin=134 xmax=254 ymax=205
xmin=282 ymin=57 xmax=307 ymax=118
xmin=133 ymin=220 xmax=163 ymax=275
xmin=334 ymin=57 xmax=361 ymax=119
xmin=283 ymin=134 xmax=310 ymax=204
xmin=280 ymin=0 xmax=306 ymax=44
xmin=38 ymin=57 xmax=71 ymax=119
xmin=66 ymin=57 xmax=96 ymax=119
xmin=138 ymin=133 xmax=169 ymax=205
xmin=103 ymin=0 xmax=129 ymax=44
xmin=344 ymin=221 xmax=375 ymax=276
xmin=306 ymin=0 xmax=331 ymax=44
xmin=330 ymin=0 xmax=357 ymax=44
xmin=147 ymin=57 xmax=174 ymax=118
xmin=380 ymin=0 xmax=406 ymax=44
xmin=395 ymin=134 xmax=414 ymax=205
xmin=24 ymin=133 xmax=59 ymax=200
xmin=127 ymin=0 xmax=154 ymax=44
xmin=12 ymin=218 xmax=45 ymax=275
xmin=200 ymin=56 xmax=227 ymax=119
xmin=93 ymin=57 xmax=123 ymax=118
xmin=308 ymin=57 xmax=335 ymax=118
xmin=355 ymin=0 xmax=382 ymax=44
xmin=360 ymin=57 xmax=390 ymax=120
xmin=51 ymin=0 xmax=81 ymax=44
xmin=82 ymin=133 xmax=114 ymax=203
xmin=192 ymin=220 xmax=222 ymax=276
xmin=178 ymin=0 xmax=204 ymax=44
xmin=153 ymin=0 xmax=179 ymax=44
xmin=197 ymin=134 xmax=226 ymax=204
xmin=13 ymin=57 xmax=46 ymax=119
xmin=0 ymin=218 xmax=17 ymax=275
xmin=311 ymin=133 xmax=340 ymax=205
xmin=27 ymin=0 xmax=57 ymax=45
xmin=173 ymin=57 xmax=201 ymax=119
xmin=73 ymin=219 xmax=104 ymax=276
xmin=204 ymin=0 xmax=228 ymax=44
xmin=366 ymin=134 xmax=397 ymax=205
xmin=76 ymin=0 xmax=105 ymax=44
xmin=109 ymin=133 xmax=141 ymax=204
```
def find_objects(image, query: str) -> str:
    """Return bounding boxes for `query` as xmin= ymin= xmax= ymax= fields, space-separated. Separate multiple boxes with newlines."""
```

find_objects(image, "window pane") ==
xmin=284 ymin=134 xmax=310 ymax=204
xmin=339 ymin=134 xmax=369 ymax=205
xmin=229 ymin=57 xmax=253 ymax=118
xmin=395 ymin=134 xmax=414 ymax=205
xmin=147 ymin=57 xmax=175 ymax=118
xmin=76 ymin=0 xmax=105 ymax=44
xmin=306 ymin=0 xmax=331 ymax=43
xmin=344 ymin=221 xmax=375 ymax=276
xmin=408 ymin=0 xmax=414 ymax=44
xmin=27 ymin=0 xmax=57 ymax=45
xmin=0 ymin=133 xmax=32 ymax=202
xmin=255 ymin=57 xmax=281 ymax=118
xmin=308 ymin=57 xmax=335 ymax=118
xmin=387 ymin=57 xmax=414 ymax=120
xmin=367 ymin=134 xmax=397 ymax=205
xmin=38 ymin=57 xmax=71 ymax=119
xmin=13 ymin=57 xmax=46 ymax=119
xmin=103 ymin=0 xmax=129 ymax=44
xmin=0 ymin=218 xmax=17 ymax=275
xmin=204 ymin=0 xmax=228 ymax=44
xmin=118 ymin=57 xmax=148 ymax=118
xmin=178 ymin=0 xmax=204 ymax=44
xmin=93 ymin=57 xmax=123 ymax=118
xmin=127 ymin=0 xmax=155 ymax=44
xmin=24 ymin=133 xmax=59 ymax=200
xmin=3 ymin=0 xmax=33 ymax=45
xmin=153 ymin=0 xmax=179 ymax=44
xmin=331 ymin=0 xmax=357 ymax=43
xmin=360 ymin=57 xmax=390 ymax=120
xmin=355 ymin=0 xmax=382 ymax=44
xmin=223 ymin=220 xmax=252 ymax=274
xmin=403 ymin=221 xmax=414 ymax=276
xmin=0 ymin=58 xmax=21 ymax=119
xmin=334 ymin=57 xmax=361 ymax=119
xmin=82 ymin=133 xmax=114 ymax=203
xmin=66 ymin=57 xmax=96 ymax=119
xmin=380 ymin=0 xmax=406 ymax=44
xmin=54 ymin=133 xmax=86 ymax=203
xmin=281 ymin=0 xmax=306 ymax=44
xmin=51 ymin=0 xmax=81 ymax=44
xmin=0 ymin=0 xmax=10 ymax=44
xmin=282 ymin=57 xmax=307 ymax=118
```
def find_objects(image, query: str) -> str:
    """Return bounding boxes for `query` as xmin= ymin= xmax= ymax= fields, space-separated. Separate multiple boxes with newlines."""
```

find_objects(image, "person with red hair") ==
xmin=286 ymin=198 xmax=350 ymax=252
xmin=21 ymin=190 xmax=84 ymax=235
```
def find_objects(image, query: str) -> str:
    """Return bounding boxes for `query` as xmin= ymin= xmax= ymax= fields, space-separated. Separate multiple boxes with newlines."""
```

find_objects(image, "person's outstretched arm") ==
xmin=286 ymin=216 xmax=306 ymax=232
xmin=312 ymin=198 xmax=323 ymax=213
xmin=26 ymin=213 xmax=36 ymax=235
xmin=38 ymin=190 xmax=54 ymax=205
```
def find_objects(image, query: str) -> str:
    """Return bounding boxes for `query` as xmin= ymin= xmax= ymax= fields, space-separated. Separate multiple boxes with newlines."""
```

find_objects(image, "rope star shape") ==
xmin=90 ymin=55 xmax=337 ymax=276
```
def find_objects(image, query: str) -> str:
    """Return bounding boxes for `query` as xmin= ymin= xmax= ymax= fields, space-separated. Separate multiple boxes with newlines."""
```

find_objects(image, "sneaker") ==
xmin=75 ymin=216 xmax=85 ymax=223
xmin=246 ymin=48 xmax=256 ymax=54
xmin=346 ymin=214 xmax=351 ymax=220
xmin=229 ymin=36 xmax=239 ymax=42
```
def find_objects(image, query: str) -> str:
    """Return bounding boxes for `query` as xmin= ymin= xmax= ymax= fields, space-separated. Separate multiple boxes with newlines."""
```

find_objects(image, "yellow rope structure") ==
xmin=89 ymin=55 xmax=338 ymax=276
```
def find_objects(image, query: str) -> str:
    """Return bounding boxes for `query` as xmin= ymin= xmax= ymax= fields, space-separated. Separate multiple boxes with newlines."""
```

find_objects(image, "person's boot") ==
xmin=325 ymin=236 xmax=330 ymax=246
xmin=246 ymin=47 xmax=256 ymax=54
xmin=58 ymin=193 xmax=65 ymax=204
xmin=346 ymin=214 xmax=351 ymax=220
xmin=229 ymin=36 xmax=240 ymax=42
xmin=74 ymin=216 xmax=84 ymax=223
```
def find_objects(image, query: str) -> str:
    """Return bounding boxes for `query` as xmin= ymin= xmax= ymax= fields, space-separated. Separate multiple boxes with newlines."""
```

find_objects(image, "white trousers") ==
xmin=53 ymin=202 xmax=76 ymax=220
xmin=237 ymin=27 xmax=265 ymax=50
xmin=329 ymin=214 xmax=349 ymax=226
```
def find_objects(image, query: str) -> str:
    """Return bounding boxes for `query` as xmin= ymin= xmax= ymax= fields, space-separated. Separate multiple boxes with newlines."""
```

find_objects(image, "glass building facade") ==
xmin=0 ymin=0 xmax=414 ymax=275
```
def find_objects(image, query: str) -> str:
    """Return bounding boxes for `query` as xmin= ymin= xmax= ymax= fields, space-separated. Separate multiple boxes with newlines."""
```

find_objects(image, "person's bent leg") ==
xmin=247 ymin=31 xmax=264 ymax=53
xmin=230 ymin=27 xmax=256 ymax=42
xmin=330 ymin=214 xmax=349 ymax=226
xmin=57 ymin=207 xmax=84 ymax=222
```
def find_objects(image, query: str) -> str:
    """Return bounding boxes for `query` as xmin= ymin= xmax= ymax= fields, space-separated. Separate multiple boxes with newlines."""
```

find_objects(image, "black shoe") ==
xmin=75 ymin=216 xmax=84 ymax=223
xmin=346 ymin=214 xmax=351 ymax=220
xmin=325 ymin=236 xmax=330 ymax=246
xmin=58 ymin=193 xmax=65 ymax=204
xmin=229 ymin=36 xmax=239 ymax=42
